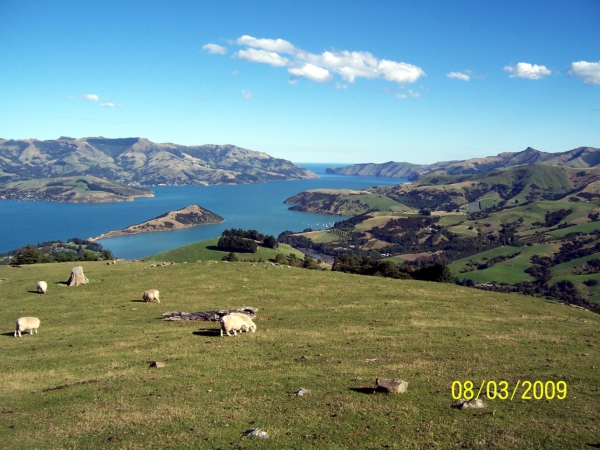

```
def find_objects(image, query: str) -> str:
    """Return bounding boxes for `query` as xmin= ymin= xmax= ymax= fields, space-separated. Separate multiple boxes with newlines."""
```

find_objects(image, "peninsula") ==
xmin=0 ymin=176 xmax=153 ymax=203
xmin=89 ymin=204 xmax=224 ymax=241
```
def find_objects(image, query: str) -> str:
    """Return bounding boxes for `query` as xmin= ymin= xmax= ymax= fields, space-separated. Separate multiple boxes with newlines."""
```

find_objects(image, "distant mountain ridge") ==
xmin=0 ymin=137 xmax=317 ymax=186
xmin=326 ymin=146 xmax=600 ymax=181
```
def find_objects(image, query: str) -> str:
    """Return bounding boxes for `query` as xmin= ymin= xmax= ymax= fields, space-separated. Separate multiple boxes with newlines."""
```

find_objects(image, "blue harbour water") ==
xmin=0 ymin=164 xmax=404 ymax=260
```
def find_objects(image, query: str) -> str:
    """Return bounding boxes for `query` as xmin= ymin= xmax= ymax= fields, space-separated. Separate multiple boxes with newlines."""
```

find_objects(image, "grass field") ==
xmin=300 ymin=230 xmax=341 ymax=244
xmin=451 ymin=244 xmax=561 ymax=284
xmin=146 ymin=238 xmax=305 ymax=263
xmin=549 ymin=221 xmax=600 ymax=237
xmin=1 ymin=261 xmax=599 ymax=448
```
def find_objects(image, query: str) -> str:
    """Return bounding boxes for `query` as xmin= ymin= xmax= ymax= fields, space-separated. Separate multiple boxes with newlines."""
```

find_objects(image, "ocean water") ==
xmin=0 ymin=164 xmax=404 ymax=259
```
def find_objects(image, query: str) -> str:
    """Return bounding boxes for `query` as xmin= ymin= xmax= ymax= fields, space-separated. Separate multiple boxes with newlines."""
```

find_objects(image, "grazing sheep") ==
xmin=142 ymin=289 xmax=160 ymax=303
xmin=220 ymin=314 xmax=247 ymax=337
xmin=14 ymin=317 xmax=40 ymax=337
xmin=36 ymin=281 xmax=48 ymax=294
xmin=229 ymin=312 xmax=257 ymax=333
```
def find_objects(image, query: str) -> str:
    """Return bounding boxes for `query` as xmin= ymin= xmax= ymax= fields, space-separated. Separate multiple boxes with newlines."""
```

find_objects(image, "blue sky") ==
xmin=1 ymin=0 xmax=599 ymax=164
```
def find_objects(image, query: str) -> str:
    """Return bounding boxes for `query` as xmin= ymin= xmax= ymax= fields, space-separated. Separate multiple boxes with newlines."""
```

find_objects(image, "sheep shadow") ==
xmin=1 ymin=332 xmax=16 ymax=338
xmin=27 ymin=290 xmax=43 ymax=294
xmin=193 ymin=328 xmax=221 ymax=337
xmin=131 ymin=299 xmax=148 ymax=303
xmin=349 ymin=387 xmax=375 ymax=395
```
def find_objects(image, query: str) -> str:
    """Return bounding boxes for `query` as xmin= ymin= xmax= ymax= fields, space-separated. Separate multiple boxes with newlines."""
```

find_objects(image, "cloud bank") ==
xmin=503 ymin=62 xmax=552 ymax=80
xmin=569 ymin=60 xmax=600 ymax=85
xmin=83 ymin=94 xmax=99 ymax=101
xmin=207 ymin=35 xmax=426 ymax=87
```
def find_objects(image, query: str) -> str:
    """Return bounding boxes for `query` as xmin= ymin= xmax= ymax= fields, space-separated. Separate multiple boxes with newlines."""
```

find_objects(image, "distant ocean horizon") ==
xmin=0 ymin=163 xmax=404 ymax=260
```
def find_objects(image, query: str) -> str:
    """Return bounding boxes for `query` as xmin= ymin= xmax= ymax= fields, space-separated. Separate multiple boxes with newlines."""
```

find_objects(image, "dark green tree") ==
xmin=262 ymin=235 xmax=278 ymax=249
xmin=412 ymin=263 xmax=454 ymax=283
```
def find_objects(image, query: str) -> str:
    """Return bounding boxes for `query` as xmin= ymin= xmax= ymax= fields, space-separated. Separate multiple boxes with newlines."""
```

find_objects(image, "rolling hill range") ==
xmin=291 ymin=164 xmax=600 ymax=215
xmin=0 ymin=137 xmax=317 ymax=186
xmin=1 ymin=260 xmax=598 ymax=448
xmin=372 ymin=164 xmax=600 ymax=209
xmin=281 ymin=164 xmax=600 ymax=305
xmin=327 ymin=146 xmax=600 ymax=181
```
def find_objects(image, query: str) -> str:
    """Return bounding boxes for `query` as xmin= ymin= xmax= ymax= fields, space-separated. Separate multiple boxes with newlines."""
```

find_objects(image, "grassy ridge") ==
xmin=146 ymin=238 xmax=305 ymax=263
xmin=0 ymin=261 xmax=599 ymax=448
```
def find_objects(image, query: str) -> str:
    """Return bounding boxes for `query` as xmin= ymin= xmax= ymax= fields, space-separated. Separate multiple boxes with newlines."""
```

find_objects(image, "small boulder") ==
xmin=243 ymin=428 xmax=269 ymax=439
xmin=452 ymin=398 xmax=485 ymax=409
xmin=292 ymin=388 xmax=310 ymax=397
xmin=375 ymin=378 xmax=408 ymax=394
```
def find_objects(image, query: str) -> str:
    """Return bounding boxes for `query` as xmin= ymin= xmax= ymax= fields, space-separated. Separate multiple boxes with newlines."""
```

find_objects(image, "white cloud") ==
xmin=305 ymin=50 xmax=380 ymax=82
xmin=241 ymin=89 xmax=253 ymax=100
xmin=378 ymin=59 xmax=425 ymax=84
xmin=503 ymin=62 xmax=552 ymax=80
xmin=447 ymin=71 xmax=470 ymax=81
xmin=83 ymin=94 xmax=99 ymax=101
xmin=236 ymin=35 xmax=295 ymax=54
xmin=203 ymin=43 xmax=227 ymax=55
xmin=288 ymin=63 xmax=333 ymax=83
xmin=569 ymin=60 xmax=600 ymax=85
xmin=236 ymin=48 xmax=289 ymax=67
xmin=100 ymin=102 xmax=120 ymax=108
xmin=226 ymin=35 xmax=425 ymax=87
xmin=335 ymin=83 xmax=347 ymax=89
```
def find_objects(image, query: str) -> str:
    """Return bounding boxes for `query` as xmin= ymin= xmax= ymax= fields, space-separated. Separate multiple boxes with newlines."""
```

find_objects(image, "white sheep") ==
xmin=229 ymin=312 xmax=257 ymax=333
xmin=14 ymin=317 xmax=41 ymax=337
xmin=37 ymin=281 xmax=48 ymax=294
xmin=220 ymin=314 xmax=247 ymax=337
xmin=142 ymin=289 xmax=160 ymax=303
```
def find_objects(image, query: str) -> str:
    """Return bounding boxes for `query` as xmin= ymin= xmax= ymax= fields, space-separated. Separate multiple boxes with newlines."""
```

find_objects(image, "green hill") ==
xmin=146 ymin=238 xmax=305 ymax=263
xmin=0 ymin=261 xmax=598 ymax=448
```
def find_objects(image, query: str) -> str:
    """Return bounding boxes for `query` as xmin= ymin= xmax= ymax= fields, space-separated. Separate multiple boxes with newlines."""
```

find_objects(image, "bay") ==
xmin=0 ymin=164 xmax=404 ymax=260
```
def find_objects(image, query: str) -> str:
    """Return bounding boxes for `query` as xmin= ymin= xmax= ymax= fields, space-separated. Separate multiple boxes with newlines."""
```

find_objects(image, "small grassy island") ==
xmin=89 ymin=204 xmax=224 ymax=241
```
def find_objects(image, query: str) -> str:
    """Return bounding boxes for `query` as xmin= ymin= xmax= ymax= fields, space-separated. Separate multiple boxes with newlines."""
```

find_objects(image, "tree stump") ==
xmin=67 ymin=266 xmax=89 ymax=286
xmin=162 ymin=306 xmax=257 ymax=321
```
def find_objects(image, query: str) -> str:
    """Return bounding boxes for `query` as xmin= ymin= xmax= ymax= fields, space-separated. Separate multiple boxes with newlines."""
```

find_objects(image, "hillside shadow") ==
xmin=349 ymin=387 xmax=375 ymax=395
xmin=193 ymin=329 xmax=221 ymax=337
xmin=206 ymin=246 xmax=220 ymax=251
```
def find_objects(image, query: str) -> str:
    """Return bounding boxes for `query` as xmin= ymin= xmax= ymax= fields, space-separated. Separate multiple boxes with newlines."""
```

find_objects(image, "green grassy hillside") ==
xmin=146 ymin=238 xmax=305 ymax=263
xmin=0 ymin=261 xmax=598 ymax=448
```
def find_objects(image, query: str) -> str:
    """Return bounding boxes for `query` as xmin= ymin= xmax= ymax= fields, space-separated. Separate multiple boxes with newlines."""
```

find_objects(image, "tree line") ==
xmin=6 ymin=239 xmax=113 ymax=265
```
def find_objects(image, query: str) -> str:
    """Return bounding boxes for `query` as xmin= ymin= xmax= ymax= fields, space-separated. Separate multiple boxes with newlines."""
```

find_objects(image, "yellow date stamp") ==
xmin=451 ymin=380 xmax=567 ymax=401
